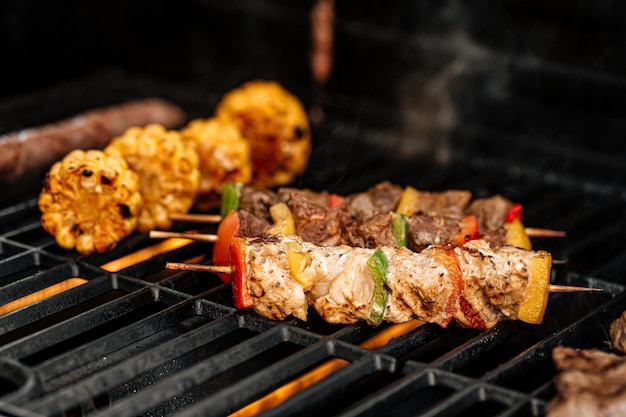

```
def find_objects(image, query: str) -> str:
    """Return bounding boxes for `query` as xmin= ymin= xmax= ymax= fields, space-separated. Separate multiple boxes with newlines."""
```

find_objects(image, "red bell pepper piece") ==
xmin=454 ymin=215 xmax=480 ymax=247
xmin=505 ymin=203 xmax=523 ymax=223
xmin=213 ymin=209 xmax=240 ymax=283
xmin=430 ymin=247 xmax=463 ymax=328
xmin=230 ymin=236 xmax=255 ymax=309
xmin=328 ymin=193 xmax=345 ymax=208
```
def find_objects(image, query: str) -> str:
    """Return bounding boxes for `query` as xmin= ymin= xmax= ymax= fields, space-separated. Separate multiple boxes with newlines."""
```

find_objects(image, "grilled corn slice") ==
xmin=181 ymin=117 xmax=252 ymax=210
xmin=215 ymin=80 xmax=311 ymax=187
xmin=38 ymin=149 xmax=143 ymax=254
xmin=105 ymin=124 xmax=201 ymax=232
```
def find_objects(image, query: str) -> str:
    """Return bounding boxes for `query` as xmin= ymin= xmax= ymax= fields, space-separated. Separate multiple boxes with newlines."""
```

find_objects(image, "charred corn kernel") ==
xmin=105 ymin=124 xmax=201 ymax=232
xmin=396 ymin=186 xmax=420 ymax=216
xmin=181 ymin=117 xmax=252 ymax=210
xmin=214 ymin=80 xmax=311 ymax=187
xmin=517 ymin=251 xmax=552 ymax=324
xmin=38 ymin=149 xmax=143 ymax=255
xmin=504 ymin=218 xmax=532 ymax=250
xmin=267 ymin=202 xmax=296 ymax=235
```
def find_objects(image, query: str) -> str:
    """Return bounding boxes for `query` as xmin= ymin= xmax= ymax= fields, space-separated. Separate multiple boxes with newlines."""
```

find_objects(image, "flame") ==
xmin=0 ymin=278 xmax=87 ymax=316
xmin=101 ymin=237 xmax=195 ymax=272
xmin=1 ymin=236 xmax=199 ymax=315
xmin=229 ymin=320 xmax=423 ymax=417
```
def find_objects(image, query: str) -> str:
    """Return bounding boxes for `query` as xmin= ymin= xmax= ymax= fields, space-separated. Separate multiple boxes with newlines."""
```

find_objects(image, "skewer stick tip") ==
xmin=169 ymin=213 xmax=223 ymax=223
xmin=524 ymin=227 xmax=567 ymax=238
xmin=165 ymin=262 xmax=233 ymax=274
xmin=150 ymin=230 xmax=218 ymax=243
xmin=549 ymin=284 xmax=603 ymax=293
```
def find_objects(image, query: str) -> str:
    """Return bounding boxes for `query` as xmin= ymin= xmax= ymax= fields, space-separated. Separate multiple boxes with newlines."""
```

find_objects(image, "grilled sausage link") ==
xmin=0 ymin=98 xmax=186 ymax=183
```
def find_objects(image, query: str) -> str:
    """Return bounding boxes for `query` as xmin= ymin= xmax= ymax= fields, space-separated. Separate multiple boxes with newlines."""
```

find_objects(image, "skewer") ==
xmin=164 ymin=262 xmax=602 ymax=294
xmin=524 ymin=227 xmax=567 ymax=238
xmin=167 ymin=213 xmax=566 ymax=238
xmin=151 ymin=231 xmax=568 ymax=265
xmin=149 ymin=230 xmax=218 ymax=242
xmin=168 ymin=213 xmax=223 ymax=223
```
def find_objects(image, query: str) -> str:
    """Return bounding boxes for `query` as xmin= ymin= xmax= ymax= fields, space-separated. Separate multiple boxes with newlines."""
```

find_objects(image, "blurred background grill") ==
xmin=1 ymin=1 xmax=626 ymax=416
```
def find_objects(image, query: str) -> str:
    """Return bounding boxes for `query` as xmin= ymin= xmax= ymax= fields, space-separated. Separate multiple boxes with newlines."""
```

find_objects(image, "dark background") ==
xmin=1 ymin=0 xmax=625 ymax=281
xmin=1 ymin=0 xmax=625 ymax=185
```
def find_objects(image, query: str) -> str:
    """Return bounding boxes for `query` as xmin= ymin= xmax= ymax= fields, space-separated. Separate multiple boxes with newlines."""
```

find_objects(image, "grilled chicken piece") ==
xmin=231 ymin=235 xmax=551 ymax=329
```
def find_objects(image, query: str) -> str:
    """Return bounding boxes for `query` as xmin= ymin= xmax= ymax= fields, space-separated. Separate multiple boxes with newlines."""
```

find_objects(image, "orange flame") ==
xmin=101 ymin=237 xmax=195 ymax=272
xmin=229 ymin=320 xmax=423 ymax=417
xmin=0 ymin=278 xmax=87 ymax=316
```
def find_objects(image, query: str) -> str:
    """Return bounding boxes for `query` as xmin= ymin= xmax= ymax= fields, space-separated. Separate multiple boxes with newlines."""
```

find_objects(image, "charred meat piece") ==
xmin=344 ymin=181 xmax=404 ymax=220
xmin=547 ymin=346 xmax=626 ymax=417
xmin=240 ymin=185 xmax=279 ymax=220
xmin=466 ymin=194 xmax=514 ymax=234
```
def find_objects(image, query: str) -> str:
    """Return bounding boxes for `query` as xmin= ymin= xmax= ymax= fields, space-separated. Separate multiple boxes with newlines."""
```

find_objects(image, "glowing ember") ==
xmin=229 ymin=320 xmax=423 ymax=416
xmin=0 ymin=277 xmax=87 ymax=316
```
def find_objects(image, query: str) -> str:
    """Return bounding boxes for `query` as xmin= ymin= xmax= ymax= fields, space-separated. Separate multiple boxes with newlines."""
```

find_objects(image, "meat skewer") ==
xmin=171 ymin=181 xmax=566 ymax=240
xmin=172 ymin=209 xmax=565 ymax=239
xmin=161 ymin=234 xmax=598 ymax=330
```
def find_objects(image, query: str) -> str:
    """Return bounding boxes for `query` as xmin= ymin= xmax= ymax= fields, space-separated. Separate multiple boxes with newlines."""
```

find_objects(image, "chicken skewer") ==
xmin=161 ymin=234 xmax=599 ymax=330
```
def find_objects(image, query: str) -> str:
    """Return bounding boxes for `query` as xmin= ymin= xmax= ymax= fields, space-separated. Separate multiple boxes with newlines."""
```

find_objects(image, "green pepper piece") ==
xmin=220 ymin=182 xmax=243 ymax=219
xmin=391 ymin=213 xmax=408 ymax=247
xmin=367 ymin=247 xmax=389 ymax=325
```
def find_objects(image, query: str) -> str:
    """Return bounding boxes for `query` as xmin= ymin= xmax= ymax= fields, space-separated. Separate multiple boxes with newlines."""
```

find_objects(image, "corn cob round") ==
xmin=181 ymin=117 xmax=252 ymax=210
xmin=215 ymin=80 xmax=311 ymax=187
xmin=105 ymin=124 xmax=201 ymax=232
xmin=38 ymin=149 xmax=143 ymax=254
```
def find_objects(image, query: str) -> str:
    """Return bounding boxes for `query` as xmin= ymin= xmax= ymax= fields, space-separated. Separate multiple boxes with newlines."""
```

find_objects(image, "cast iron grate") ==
xmin=1 ymin=72 xmax=625 ymax=417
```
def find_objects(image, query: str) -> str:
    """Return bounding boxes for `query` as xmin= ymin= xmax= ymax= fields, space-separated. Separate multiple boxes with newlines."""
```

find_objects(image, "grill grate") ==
xmin=1 ymin=71 xmax=626 ymax=417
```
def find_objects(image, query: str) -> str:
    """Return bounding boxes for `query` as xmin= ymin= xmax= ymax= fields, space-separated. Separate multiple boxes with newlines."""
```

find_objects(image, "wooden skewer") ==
xmin=149 ymin=230 xmax=218 ymax=243
xmin=524 ymin=227 xmax=567 ymax=238
xmin=169 ymin=213 xmax=223 ymax=223
xmin=164 ymin=262 xmax=602 ymax=294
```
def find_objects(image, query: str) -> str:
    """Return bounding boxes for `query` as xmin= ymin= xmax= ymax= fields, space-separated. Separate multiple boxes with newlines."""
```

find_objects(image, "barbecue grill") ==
xmin=2 ymin=1 xmax=626 ymax=416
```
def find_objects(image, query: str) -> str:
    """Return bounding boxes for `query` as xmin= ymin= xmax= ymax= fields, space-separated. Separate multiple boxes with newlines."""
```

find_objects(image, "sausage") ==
xmin=0 ymin=98 xmax=186 ymax=183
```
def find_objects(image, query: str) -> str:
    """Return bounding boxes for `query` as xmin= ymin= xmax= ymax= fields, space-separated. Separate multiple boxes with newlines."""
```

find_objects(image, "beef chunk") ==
xmin=240 ymin=186 xmax=279 ymax=220
xmin=406 ymin=214 xmax=461 ymax=252
xmin=466 ymin=195 xmax=513 ymax=233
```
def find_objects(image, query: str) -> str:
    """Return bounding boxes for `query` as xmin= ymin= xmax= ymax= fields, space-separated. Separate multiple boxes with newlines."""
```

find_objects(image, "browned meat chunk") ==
xmin=239 ymin=185 xmax=279 ymax=220
xmin=466 ymin=195 xmax=513 ymax=233
xmin=611 ymin=310 xmax=626 ymax=354
xmin=344 ymin=181 xmax=403 ymax=220
xmin=405 ymin=214 xmax=461 ymax=252
xmin=547 ymin=346 xmax=626 ymax=417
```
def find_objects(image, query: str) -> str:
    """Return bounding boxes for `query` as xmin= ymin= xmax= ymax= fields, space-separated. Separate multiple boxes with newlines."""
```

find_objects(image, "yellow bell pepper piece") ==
xmin=517 ymin=251 xmax=552 ymax=324
xmin=504 ymin=218 xmax=532 ymax=250
xmin=396 ymin=186 xmax=420 ymax=216
xmin=267 ymin=202 xmax=296 ymax=235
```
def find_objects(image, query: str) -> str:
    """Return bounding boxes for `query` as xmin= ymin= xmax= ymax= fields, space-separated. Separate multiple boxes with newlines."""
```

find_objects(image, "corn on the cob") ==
xmin=105 ymin=124 xmax=200 ymax=232
xmin=38 ymin=149 xmax=143 ymax=254
xmin=215 ymin=80 xmax=311 ymax=187
xmin=181 ymin=117 xmax=252 ymax=210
